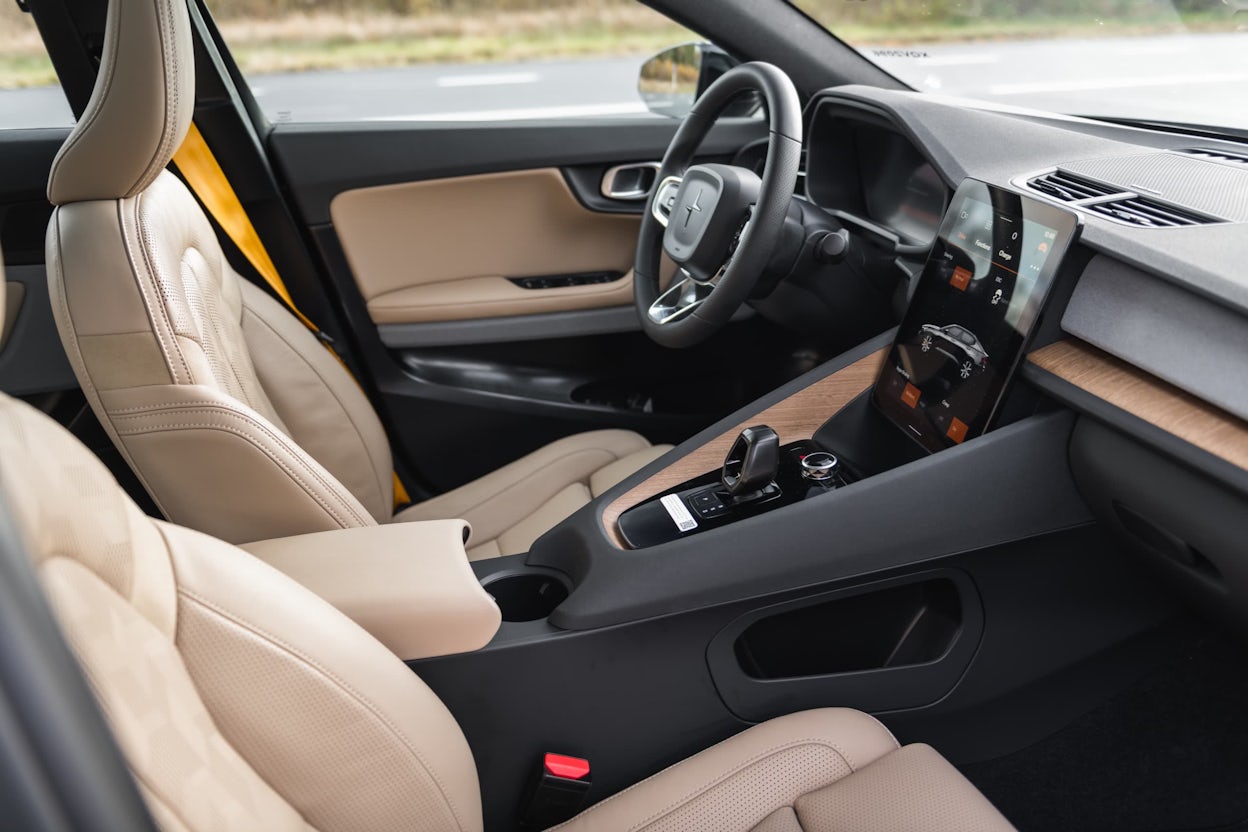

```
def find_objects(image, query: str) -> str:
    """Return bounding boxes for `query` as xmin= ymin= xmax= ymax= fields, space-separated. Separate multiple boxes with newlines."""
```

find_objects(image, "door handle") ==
xmin=600 ymin=162 xmax=661 ymax=201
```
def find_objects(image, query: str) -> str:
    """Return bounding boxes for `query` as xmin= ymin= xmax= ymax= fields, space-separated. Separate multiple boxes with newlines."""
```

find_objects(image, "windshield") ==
xmin=789 ymin=0 xmax=1248 ymax=132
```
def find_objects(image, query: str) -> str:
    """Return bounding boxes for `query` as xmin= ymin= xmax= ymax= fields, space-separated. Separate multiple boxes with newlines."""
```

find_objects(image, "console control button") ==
xmin=690 ymin=489 xmax=727 ymax=519
xmin=800 ymin=451 xmax=839 ymax=481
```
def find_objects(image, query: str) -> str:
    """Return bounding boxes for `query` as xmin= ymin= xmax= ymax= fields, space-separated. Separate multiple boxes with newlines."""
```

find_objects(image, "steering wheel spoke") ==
xmin=651 ymin=175 xmax=683 ymax=228
xmin=647 ymin=271 xmax=720 ymax=325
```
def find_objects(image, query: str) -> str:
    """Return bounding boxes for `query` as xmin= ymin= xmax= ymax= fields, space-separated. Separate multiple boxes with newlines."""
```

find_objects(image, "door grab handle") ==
xmin=601 ymin=162 xmax=662 ymax=201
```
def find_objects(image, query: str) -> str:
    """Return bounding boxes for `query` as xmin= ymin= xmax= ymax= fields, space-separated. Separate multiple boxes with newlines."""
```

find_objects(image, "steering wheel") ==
xmin=635 ymin=62 xmax=802 ymax=348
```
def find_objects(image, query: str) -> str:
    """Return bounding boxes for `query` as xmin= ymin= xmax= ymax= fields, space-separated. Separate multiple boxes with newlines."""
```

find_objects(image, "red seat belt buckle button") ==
xmin=521 ymin=752 xmax=593 ymax=829
xmin=543 ymin=753 xmax=590 ymax=781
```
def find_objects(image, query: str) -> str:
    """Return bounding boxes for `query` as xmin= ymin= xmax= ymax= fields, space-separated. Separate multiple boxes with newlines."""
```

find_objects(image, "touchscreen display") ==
xmin=873 ymin=179 xmax=1078 ymax=452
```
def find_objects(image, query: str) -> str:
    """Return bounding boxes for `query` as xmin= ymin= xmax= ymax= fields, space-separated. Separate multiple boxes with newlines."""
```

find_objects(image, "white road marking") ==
xmin=365 ymin=101 xmax=650 ymax=122
xmin=917 ymin=53 xmax=1000 ymax=67
xmin=435 ymin=71 xmax=540 ymax=88
xmin=989 ymin=71 xmax=1248 ymax=95
xmin=1114 ymin=42 xmax=1192 ymax=56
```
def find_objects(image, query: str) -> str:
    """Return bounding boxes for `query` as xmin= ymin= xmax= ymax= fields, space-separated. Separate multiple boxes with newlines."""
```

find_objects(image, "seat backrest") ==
xmin=0 ymin=245 xmax=483 ymax=830
xmin=45 ymin=0 xmax=395 ymax=543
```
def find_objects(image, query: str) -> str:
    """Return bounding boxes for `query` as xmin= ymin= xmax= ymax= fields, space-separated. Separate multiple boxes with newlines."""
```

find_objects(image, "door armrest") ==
xmin=242 ymin=520 xmax=500 ymax=661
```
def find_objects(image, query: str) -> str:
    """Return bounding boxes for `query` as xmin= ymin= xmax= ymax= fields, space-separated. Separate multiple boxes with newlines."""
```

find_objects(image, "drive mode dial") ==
xmin=800 ymin=451 xmax=839 ymax=481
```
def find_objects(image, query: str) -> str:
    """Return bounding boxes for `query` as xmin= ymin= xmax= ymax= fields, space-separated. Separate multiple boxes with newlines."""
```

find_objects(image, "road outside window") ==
xmin=789 ymin=0 xmax=1248 ymax=131
xmin=0 ymin=5 xmax=74 ymax=129
xmin=208 ymin=0 xmax=696 ymax=123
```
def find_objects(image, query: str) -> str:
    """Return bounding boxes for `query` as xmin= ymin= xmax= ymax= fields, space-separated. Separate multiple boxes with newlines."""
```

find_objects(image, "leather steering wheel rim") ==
xmin=634 ymin=62 xmax=802 ymax=348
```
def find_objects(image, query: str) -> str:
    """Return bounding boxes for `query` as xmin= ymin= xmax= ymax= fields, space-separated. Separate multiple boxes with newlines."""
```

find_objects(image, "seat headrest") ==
xmin=46 ymin=0 xmax=194 ymax=205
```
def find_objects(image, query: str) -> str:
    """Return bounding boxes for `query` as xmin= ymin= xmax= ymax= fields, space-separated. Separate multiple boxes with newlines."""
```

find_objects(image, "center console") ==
xmin=606 ymin=180 xmax=1080 ymax=552
xmin=414 ymin=178 xmax=1164 ymax=832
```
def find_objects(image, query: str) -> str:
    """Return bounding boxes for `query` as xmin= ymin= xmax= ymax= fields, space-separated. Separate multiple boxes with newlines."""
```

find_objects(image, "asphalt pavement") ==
xmin=3 ymin=32 xmax=1245 ymax=130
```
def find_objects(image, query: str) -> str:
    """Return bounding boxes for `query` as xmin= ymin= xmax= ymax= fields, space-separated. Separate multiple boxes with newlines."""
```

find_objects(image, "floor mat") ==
xmin=963 ymin=626 xmax=1248 ymax=832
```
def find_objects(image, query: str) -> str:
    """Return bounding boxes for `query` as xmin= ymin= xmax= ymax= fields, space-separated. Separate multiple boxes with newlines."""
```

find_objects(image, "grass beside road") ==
xmin=217 ymin=6 xmax=693 ymax=74
xmin=0 ymin=2 xmax=1241 ymax=89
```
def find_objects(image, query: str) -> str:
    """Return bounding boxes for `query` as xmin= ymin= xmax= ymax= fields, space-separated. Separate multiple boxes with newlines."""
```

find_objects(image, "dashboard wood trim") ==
xmin=1027 ymin=340 xmax=1248 ymax=472
xmin=602 ymin=348 xmax=888 ymax=548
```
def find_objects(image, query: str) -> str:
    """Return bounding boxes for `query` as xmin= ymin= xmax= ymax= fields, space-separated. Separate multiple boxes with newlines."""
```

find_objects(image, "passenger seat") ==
xmin=0 ymin=243 xmax=1019 ymax=831
xmin=44 ymin=0 xmax=668 ymax=551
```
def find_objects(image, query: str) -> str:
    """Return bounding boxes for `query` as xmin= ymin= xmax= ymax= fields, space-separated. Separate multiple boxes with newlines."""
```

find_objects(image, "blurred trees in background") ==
xmin=796 ymin=0 xmax=1233 ymax=27
xmin=202 ymin=0 xmax=1238 ymax=21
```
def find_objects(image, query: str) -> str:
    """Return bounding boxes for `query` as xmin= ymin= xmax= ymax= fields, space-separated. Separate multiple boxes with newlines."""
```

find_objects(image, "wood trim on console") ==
xmin=1027 ymin=340 xmax=1248 ymax=472
xmin=601 ymin=348 xmax=887 ymax=548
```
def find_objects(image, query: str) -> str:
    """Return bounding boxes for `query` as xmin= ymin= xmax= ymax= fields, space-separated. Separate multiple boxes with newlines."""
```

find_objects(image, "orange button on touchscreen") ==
xmin=901 ymin=382 xmax=921 ymax=409
xmin=950 ymin=266 xmax=972 ymax=291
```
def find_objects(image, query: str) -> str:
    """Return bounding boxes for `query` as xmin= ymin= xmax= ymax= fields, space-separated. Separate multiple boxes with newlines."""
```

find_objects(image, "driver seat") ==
xmin=45 ymin=0 xmax=668 ymax=551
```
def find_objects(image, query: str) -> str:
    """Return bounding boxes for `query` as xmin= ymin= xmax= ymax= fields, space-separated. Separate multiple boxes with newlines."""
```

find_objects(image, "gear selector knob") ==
xmin=721 ymin=425 xmax=780 ymax=498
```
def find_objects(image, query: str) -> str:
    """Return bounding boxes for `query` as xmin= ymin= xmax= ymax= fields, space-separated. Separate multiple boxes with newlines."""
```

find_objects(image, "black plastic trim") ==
xmin=378 ymin=306 xmax=641 ymax=349
xmin=707 ymin=568 xmax=983 ymax=719
xmin=526 ymin=329 xmax=1092 ymax=629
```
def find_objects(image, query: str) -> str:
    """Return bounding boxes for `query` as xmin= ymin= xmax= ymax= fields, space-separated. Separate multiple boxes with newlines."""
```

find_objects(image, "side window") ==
xmin=0 ymin=5 xmax=74 ymax=129
xmin=205 ymin=0 xmax=698 ymax=123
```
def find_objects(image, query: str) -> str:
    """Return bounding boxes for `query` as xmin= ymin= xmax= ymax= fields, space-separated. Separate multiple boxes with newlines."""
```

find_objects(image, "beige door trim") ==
xmin=331 ymin=167 xmax=646 ymax=324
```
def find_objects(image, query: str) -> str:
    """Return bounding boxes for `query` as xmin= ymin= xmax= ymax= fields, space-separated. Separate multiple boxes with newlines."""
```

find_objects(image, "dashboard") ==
xmin=793 ymin=83 xmax=1248 ymax=634
xmin=805 ymin=105 xmax=947 ymax=248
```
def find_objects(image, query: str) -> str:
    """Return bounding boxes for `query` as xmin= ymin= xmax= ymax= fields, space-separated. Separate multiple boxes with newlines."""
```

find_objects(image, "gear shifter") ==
xmin=721 ymin=425 xmax=780 ymax=499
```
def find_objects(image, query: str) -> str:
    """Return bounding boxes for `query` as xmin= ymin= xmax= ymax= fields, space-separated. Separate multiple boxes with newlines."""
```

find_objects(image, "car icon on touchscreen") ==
xmin=918 ymin=323 xmax=989 ymax=379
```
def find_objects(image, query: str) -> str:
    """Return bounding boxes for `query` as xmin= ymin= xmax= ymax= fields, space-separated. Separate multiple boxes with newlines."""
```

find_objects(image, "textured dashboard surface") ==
xmin=1063 ymin=152 xmax=1248 ymax=221
xmin=817 ymin=87 xmax=1248 ymax=316
xmin=809 ymin=86 xmax=1248 ymax=454
xmin=1062 ymin=255 xmax=1248 ymax=422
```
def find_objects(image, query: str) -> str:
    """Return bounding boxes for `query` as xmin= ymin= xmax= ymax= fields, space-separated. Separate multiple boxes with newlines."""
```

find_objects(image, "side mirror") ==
xmin=638 ymin=42 xmax=762 ymax=119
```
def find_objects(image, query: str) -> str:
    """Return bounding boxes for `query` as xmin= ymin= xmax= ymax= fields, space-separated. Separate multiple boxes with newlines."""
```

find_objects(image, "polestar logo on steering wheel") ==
xmin=683 ymin=189 xmax=704 ymax=229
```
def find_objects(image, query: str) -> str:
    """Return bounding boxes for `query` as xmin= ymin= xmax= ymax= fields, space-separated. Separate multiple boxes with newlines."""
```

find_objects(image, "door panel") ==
xmin=269 ymin=118 xmax=766 ymax=224
xmin=271 ymin=117 xmax=796 ymax=492
xmin=332 ymin=168 xmax=643 ymax=324
xmin=0 ymin=129 xmax=76 ymax=397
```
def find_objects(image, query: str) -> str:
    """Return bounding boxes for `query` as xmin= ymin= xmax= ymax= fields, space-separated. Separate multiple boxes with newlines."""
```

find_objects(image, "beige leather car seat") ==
xmin=44 ymin=0 xmax=668 ymax=552
xmin=2 ymin=247 xmax=1014 ymax=830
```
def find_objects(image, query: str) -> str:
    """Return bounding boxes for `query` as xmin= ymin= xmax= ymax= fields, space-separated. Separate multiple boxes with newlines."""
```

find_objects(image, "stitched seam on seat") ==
xmin=46 ymin=214 xmax=174 ymax=522
xmin=177 ymin=588 xmax=471 ymax=832
xmin=242 ymin=303 xmax=390 ymax=517
xmin=112 ymin=410 xmax=371 ymax=529
xmin=115 ymin=419 xmax=366 ymax=529
xmin=181 ymin=247 xmax=260 ymax=410
xmin=858 ymin=712 xmax=902 ymax=751
xmin=430 ymin=447 xmax=622 ymax=521
xmin=133 ymin=0 xmax=179 ymax=196
xmin=127 ymin=194 xmax=191 ymax=383
xmin=549 ymin=738 xmax=858 ymax=832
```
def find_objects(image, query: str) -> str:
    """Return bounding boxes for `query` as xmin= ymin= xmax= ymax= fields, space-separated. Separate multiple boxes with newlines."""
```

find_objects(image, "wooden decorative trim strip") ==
xmin=601 ymin=348 xmax=887 ymax=548
xmin=1027 ymin=340 xmax=1248 ymax=472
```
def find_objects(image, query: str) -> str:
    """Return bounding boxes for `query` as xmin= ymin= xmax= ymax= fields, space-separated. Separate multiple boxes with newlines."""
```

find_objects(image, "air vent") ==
xmin=1083 ymin=197 xmax=1213 ymax=228
xmin=1026 ymin=170 xmax=1121 ymax=202
xmin=1175 ymin=147 xmax=1248 ymax=167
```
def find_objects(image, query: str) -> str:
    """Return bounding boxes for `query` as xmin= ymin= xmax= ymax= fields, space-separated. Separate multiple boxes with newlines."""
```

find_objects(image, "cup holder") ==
xmin=481 ymin=570 xmax=571 ymax=622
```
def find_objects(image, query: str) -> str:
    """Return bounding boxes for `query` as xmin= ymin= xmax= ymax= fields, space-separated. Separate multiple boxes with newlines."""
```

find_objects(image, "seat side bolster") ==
xmin=552 ymin=708 xmax=898 ymax=832
xmin=239 ymin=280 xmax=394 ymax=524
xmin=396 ymin=430 xmax=651 ymax=543
xmin=103 ymin=384 xmax=376 ymax=544
xmin=167 ymin=520 xmax=484 ymax=832
xmin=794 ymin=744 xmax=1016 ymax=831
